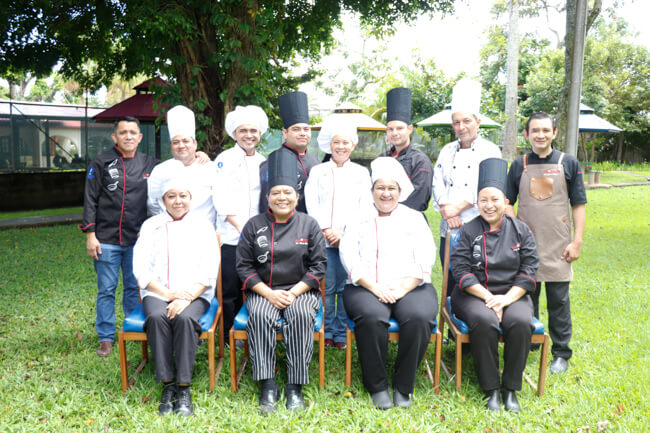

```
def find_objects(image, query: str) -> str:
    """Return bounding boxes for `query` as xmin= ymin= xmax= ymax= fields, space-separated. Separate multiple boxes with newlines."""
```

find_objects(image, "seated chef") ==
xmin=133 ymin=176 xmax=220 ymax=416
xmin=450 ymin=158 xmax=539 ymax=413
xmin=236 ymin=149 xmax=327 ymax=415
xmin=339 ymin=157 xmax=438 ymax=410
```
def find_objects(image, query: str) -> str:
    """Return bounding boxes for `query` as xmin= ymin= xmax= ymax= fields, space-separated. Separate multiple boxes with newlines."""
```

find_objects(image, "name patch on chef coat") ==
xmin=295 ymin=238 xmax=308 ymax=246
xmin=511 ymin=243 xmax=521 ymax=251
xmin=543 ymin=169 xmax=560 ymax=176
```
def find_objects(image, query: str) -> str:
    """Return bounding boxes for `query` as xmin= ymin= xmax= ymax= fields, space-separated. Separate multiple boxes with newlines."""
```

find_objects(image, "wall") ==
xmin=0 ymin=170 xmax=85 ymax=211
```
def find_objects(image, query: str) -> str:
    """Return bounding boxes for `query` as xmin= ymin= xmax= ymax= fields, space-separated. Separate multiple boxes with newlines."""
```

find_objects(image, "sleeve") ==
xmin=196 ymin=221 xmax=220 ymax=292
xmin=258 ymin=160 xmax=269 ymax=214
xmin=432 ymin=147 xmax=450 ymax=210
xmin=506 ymin=158 xmax=523 ymax=205
xmin=402 ymin=153 xmax=434 ymax=212
xmin=304 ymin=166 xmax=328 ymax=229
xmin=301 ymin=218 xmax=328 ymax=290
xmin=339 ymin=221 xmax=363 ymax=284
xmin=235 ymin=220 xmax=264 ymax=290
xmin=79 ymin=161 xmax=102 ymax=232
xmin=565 ymin=157 xmax=587 ymax=206
xmin=132 ymin=218 xmax=157 ymax=290
xmin=408 ymin=212 xmax=436 ymax=282
xmin=450 ymin=226 xmax=481 ymax=291
xmin=146 ymin=166 xmax=164 ymax=216
xmin=512 ymin=222 xmax=539 ymax=292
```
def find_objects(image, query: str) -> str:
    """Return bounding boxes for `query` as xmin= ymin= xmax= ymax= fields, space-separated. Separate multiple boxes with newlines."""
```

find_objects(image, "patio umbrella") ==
xmin=416 ymin=104 xmax=501 ymax=129
xmin=578 ymin=103 xmax=622 ymax=132
xmin=312 ymin=102 xmax=386 ymax=131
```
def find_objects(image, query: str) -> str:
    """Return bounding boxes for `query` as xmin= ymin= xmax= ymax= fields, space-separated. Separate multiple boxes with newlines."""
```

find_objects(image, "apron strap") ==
xmin=557 ymin=152 xmax=565 ymax=168
xmin=523 ymin=154 xmax=528 ymax=171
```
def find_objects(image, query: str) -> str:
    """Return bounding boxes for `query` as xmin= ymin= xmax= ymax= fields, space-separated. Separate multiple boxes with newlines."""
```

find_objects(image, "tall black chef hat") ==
xmin=268 ymin=148 xmax=299 ymax=191
xmin=386 ymin=87 xmax=412 ymax=124
xmin=478 ymin=158 xmax=508 ymax=194
xmin=278 ymin=91 xmax=310 ymax=129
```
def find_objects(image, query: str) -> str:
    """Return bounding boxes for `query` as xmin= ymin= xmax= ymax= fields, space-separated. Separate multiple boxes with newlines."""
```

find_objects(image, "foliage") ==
xmin=1 ymin=0 xmax=455 ymax=157
xmin=0 ymin=186 xmax=649 ymax=431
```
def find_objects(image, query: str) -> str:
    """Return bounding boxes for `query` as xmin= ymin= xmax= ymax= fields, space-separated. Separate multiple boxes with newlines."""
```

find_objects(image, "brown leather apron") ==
xmin=517 ymin=153 xmax=573 ymax=282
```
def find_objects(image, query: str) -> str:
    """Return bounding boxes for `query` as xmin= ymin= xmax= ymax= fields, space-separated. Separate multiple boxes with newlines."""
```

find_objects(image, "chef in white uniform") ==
xmin=305 ymin=118 xmax=373 ymax=349
xmin=147 ymin=105 xmax=218 ymax=227
xmin=432 ymin=79 xmax=501 ymax=293
xmin=213 ymin=105 xmax=268 ymax=333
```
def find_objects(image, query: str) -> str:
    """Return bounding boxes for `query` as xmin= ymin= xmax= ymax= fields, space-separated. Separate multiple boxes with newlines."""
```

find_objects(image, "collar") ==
xmin=283 ymin=142 xmax=308 ymax=156
xmin=455 ymin=136 xmax=480 ymax=151
xmin=113 ymin=145 xmax=136 ymax=159
xmin=235 ymin=143 xmax=258 ymax=157
xmin=390 ymin=143 xmax=411 ymax=158
xmin=265 ymin=208 xmax=296 ymax=224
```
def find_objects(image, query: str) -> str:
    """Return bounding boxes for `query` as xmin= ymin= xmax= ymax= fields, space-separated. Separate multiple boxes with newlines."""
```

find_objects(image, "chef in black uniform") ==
xmin=237 ymin=149 xmax=327 ymax=415
xmin=450 ymin=158 xmax=539 ymax=413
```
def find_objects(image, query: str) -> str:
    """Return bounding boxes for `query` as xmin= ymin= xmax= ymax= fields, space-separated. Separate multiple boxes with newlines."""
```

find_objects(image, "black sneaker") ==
xmin=158 ymin=383 xmax=176 ymax=415
xmin=174 ymin=386 xmax=193 ymax=416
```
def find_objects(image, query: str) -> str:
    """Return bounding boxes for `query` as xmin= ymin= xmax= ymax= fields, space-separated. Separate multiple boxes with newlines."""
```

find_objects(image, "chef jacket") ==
xmin=236 ymin=210 xmax=327 ymax=292
xmin=432 ymin=136 xmax=501 ymax=235
xmin=304 ymin=160 xmax=374 ymax=247
xmin=147 ymin=158 xmax=219 ymax=227
xmin=381 ymin=143 xmax=434 ymax=212
xmin=258 ymin=144 xmax=320 ymax=213
xmin=451 ymin=214 xmax=539 ymax=295
xmin=339 ymin=204 xmax=436 ymax=287
xmin=133 ymin=212 xmax=219 ymax=304
xmin=213 ymin=144 xmax=266 ymax=245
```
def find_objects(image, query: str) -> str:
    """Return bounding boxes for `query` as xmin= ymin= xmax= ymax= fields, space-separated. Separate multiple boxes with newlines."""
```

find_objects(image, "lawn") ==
xmin=0 ymin=206 xmax=83 ymax=220
xmin=0 ymin=186 xmax=648 ymax=432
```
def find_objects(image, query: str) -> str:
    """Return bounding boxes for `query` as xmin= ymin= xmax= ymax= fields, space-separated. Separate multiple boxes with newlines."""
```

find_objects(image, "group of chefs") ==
xmin=80 ymin=78 xmax=586 ymax=415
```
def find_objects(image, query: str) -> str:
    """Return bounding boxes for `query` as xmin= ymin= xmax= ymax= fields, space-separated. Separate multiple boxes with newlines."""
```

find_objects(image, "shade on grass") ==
xmin=0 ymin=186 xmax=648 ymax=432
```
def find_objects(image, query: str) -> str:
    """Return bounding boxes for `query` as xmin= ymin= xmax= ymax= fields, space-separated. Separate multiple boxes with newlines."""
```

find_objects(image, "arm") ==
xmin=562 ymin=203 xmax=585 ymax=262
xmin=235 ymin=221 xmax=265 ymax=291
xmin=80 ymin=163 xmax=102 ymax=259
xmin=299 ymin=220 xmax=328 ymax=290
xmin=402 ymin=155 xmax=434 ymax=212
xmin=146 ymin=167 xmax=164 ymax=216
xmin=450 ymin=227 xmax=482 ymax=291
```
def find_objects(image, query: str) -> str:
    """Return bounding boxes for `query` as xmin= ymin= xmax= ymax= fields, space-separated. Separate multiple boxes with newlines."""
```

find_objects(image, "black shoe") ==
xmin=174 ymin=386 xmax=193 ymax=416
xmin=285 ymin=386 xmax=306 ymax=411
xmin=393 ymin=390 xmax=412 ymax=409
xmin=530 ymin=343 xmax=541 ymax=352
xmin=501 ymin=389 xmax=521 ymax=413
xmin=485 ymin=389 xmax=501 ymax=412
xmin=259 ymin=383 xmax=279 ymax=415
xmin=370 ymin=390 xmax=393 ymax=410
xmin=550 ymin=357 xmax=568 ymax=373
xmin=158 ymin=383 xmax=176 ymax=415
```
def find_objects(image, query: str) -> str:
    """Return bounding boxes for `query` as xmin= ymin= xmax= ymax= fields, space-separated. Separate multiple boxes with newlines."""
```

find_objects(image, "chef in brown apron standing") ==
xmin=505 ymin=112 xmax=587 ymax=374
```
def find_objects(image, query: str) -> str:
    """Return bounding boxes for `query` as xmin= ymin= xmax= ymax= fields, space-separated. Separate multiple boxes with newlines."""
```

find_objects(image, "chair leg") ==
xmin=318 ymin=333 xmax=325 ymax=388
xmin=345 ymin=328 xmax=353 ymax=387
xmin=538 ymin=334 xmax=550 ymax=397
xmin=455 ymin=341 xmax=463 ymax=392
xmin=229 ymin=329 xmax=238 ymax=392
xmin=118 ymin=331 xmax=129 ymax=393
xmin=434 ymin=332 xmax=442 ymax=394
xmin=208 ymin=330 xmax=215 ymax=392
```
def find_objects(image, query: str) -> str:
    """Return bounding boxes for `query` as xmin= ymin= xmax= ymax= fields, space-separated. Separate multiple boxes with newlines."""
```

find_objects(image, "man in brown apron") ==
xmin=505 ymin=112 xmax=587 ymax=374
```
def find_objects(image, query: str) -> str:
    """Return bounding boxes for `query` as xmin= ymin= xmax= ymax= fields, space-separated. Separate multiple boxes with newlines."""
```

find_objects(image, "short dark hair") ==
xmin=525 ymin=112 xmax=556 ymax=132
xmin=113 ymin=116 xmax=141 ymax=131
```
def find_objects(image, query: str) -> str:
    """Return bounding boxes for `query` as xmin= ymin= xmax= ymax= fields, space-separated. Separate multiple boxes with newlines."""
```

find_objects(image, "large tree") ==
xmin=1 ymin=0 xmax=454 ymax=157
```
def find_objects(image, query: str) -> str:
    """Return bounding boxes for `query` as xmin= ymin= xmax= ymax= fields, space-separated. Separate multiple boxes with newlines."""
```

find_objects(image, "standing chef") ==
xmin=432 ymin=78 xmax=501 ymax=294
xmin=258 ymin=91 xmax=319 ymax=213
xmin=506 ymin=112 xmax=586 ymax=374
xmin=214 ymin=105 xmax=269 ymax=333
xmin=380 ymin=87 xmax=434 ymax=213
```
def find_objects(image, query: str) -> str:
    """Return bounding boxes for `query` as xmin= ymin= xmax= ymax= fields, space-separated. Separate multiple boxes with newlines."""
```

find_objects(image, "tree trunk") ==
xmin=503 ymin=0 xmax=520 ymax=162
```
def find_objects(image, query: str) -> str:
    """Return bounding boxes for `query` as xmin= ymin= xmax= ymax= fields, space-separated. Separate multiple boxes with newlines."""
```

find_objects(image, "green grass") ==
xmin=0 ymin=206 xmax=83 ymax=220
xmin=1 ymin=186 xmax=649 ymax=432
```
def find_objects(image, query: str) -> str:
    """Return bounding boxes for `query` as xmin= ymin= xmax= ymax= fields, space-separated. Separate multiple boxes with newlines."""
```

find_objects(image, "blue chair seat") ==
xmin=347 ymin=317 xmax=438 ymax=334
xmin=445 ymin=296 xmax=545 ymax=335
xmin=233 ymin=299 xmax=323 ymax=332
xmin=123 ymin=296 xmax=219 ymax=333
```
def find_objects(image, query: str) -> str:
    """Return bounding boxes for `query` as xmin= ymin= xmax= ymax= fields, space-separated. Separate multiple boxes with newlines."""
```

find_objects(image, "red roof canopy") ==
xmin=93 ymin=78 xmax=169 ymax=123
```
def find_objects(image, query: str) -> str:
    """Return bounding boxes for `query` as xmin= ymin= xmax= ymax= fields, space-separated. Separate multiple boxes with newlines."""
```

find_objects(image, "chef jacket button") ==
xmin=465 ymin=183 xmax=468 ymax=186
xmin=453 ymin=165 xmax=456 ymax=169
xmin=472 ymin=148 xmax=475 ymax=151
xmin=467 ymin=165 xmax=471 ymax=168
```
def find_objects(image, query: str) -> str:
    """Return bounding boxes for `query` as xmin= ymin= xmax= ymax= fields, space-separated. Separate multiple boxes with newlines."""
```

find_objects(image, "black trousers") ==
xmin=451 ymin=289 xmax=533 ymax=392
xmin=532 ymin=281 xmax=572 ymax=359
xmin=343 ymin=283 xmax=438 ymax=395
xmin=440 ymin=236 xmax=456 ymax=297
xmin=221 ymin=244 xmax=243 ymax=334
xmin=143 ymin=296 xmax=208 ymax=384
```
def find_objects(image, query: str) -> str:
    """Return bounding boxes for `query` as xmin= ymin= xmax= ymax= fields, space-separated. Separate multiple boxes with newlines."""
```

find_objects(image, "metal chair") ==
xmin=438 ymin=231 xmax=550 ymax=396
xmin=229 ymin=279 xmax=326 ymax=392
xmin=117 ymin=234 xmax=224 ymax=392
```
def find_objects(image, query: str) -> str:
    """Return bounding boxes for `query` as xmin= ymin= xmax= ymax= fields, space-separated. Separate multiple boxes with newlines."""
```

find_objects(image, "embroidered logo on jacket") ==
xmin=511 ymin=244 xmax=521 ymax=251
xmin=295 ymin=238 xmax=308 ymax=246
xmin=257 ymin=251 xmax=270 ymax=263
xmin=257 ymin=235 xmax=268 ymax=248
xmin=108 ymin=168 xmax=119 ymax=179
xmin=87 ymin=166 xmax=95 ymax=179
xmin=107 ymin=181 xmax=119 ymax=192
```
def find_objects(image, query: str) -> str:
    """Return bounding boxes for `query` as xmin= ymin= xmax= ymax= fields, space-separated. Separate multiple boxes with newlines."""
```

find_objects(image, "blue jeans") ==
xmin=325 ymin=248 xmax=348 ymax=343
xmin=93 ymin=243 xmax=140 ymax=341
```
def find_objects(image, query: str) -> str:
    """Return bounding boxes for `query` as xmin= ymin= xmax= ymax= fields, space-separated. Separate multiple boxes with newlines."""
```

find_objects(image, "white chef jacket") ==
xmin=432 ymin=136 xmax=501 ymax=235
xmin=133 ymin=212 xmax=219 ymax=303
xmin=304 ymin=160 xmax=374 ymax=247
xmin=339 ymin=204 xmax=436 ymax=287
xmin=213 ymin=144 xmax=266 ymax=246
xmin=147 ymin=158 xmax=219 ymax=227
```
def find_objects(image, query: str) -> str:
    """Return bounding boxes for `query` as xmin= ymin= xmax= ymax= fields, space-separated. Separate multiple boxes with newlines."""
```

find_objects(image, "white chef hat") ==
xmin=167 ymin=105 xmax=196 ymax=140
xmin=316 ymin=117 xmax=359 ymax=153
xmin=161 ymin=165 xmax=193 ymax=199
xmin=451 ymin=78 xmax=482 ymax=116
xmin=225 ymin=105 xmax=269 ymax=139
xmin=370 ymin=157 xmax=414 ymax=202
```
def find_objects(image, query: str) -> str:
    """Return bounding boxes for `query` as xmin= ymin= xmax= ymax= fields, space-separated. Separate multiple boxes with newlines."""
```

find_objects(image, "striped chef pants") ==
xmin=246 ymin=290 xmax=320 ymax=384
